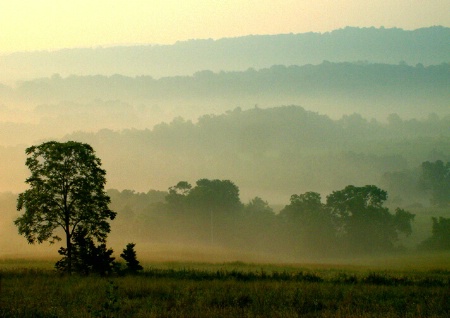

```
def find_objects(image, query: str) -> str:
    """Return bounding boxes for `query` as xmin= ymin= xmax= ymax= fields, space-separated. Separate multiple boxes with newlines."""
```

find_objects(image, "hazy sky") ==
xmin=0 ymin=0 xmax=448 ymax=54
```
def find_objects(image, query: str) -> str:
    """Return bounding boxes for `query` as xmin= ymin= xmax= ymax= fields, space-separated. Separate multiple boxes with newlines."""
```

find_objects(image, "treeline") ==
xmin=108 ymin=163 xmax=449 ymax=259
xmin=7 ymin=63 xmax=449 ymax=106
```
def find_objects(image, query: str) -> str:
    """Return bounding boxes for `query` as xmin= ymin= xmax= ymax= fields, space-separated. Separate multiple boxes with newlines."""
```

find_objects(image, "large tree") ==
xmin=15 ymin=141 xmax=116 ymax=273
xmin=164 ymin=179 xmax=243 ymax=244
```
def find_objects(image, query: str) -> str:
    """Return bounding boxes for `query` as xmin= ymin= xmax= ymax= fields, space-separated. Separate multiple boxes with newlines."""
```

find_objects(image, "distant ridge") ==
xmin=1 ymin=62 xmax=448 ymax=147
xmin=0 ymin=26 xmax=449 ymax=83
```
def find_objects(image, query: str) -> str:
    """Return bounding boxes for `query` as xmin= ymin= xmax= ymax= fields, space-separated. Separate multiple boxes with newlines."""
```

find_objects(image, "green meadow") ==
xmin=1 ymin=253 xmax=449 ymax=318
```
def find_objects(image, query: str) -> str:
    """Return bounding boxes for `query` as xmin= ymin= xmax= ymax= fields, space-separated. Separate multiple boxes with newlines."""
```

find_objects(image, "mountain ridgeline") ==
xmin=1 ymin=26 xmax=448 ymax=83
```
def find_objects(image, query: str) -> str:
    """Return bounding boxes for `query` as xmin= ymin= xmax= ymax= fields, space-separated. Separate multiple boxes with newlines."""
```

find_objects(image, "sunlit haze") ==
xmin=1 ymin=0 xmax=448 ymax=54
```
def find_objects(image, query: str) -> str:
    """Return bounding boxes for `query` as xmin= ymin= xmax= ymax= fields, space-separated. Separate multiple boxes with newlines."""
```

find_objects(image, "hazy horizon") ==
xmin=1 ymin=1 xmax=449 ymax=54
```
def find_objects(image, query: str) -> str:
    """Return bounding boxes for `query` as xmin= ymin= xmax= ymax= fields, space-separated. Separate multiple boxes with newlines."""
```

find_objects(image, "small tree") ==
xmin=15 ymin=141 xmax=116 ymax=273
xmin=120 ymin=243 xmax=143 ymax=273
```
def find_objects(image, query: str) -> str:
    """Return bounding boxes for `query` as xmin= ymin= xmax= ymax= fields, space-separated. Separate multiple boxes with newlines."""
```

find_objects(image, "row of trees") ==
xmin=14 ymin=141 xmax=449 ymax=274
xmin=116 ymin=159 xmax=447 ymax=256
xmin=161 ymin=180 xmax=416 ymax=256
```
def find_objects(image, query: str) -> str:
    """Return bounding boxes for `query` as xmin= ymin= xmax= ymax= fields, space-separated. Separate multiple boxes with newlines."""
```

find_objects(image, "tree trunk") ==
xmin=66 ymin=228 xmax=72 ymax=274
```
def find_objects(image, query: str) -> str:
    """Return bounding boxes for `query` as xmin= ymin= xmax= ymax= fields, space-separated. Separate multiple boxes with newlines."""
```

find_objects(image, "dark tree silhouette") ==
xmin=15 ymin=141 xmax=116 ymax=273
xmin=56 ymin=227 xmax=115 ymax=275
xmin=120 ymin=243 xmax=143 ymax=273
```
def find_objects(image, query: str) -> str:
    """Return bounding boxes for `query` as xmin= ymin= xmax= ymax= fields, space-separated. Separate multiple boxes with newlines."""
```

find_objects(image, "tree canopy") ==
xmin=326 ymin=185 xmax=414 ymax=253
xmin=187 ymin=179 xmax=242 ymax=214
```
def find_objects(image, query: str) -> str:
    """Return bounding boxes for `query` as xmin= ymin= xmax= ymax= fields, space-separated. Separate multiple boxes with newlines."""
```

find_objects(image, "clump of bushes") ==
xmin=56 ymin=231 xmax=142 ymax=276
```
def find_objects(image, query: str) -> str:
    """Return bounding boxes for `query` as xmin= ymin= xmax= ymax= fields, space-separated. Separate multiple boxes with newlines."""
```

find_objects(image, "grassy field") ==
xmin=0 ymin=253 xmax=449 ymax=317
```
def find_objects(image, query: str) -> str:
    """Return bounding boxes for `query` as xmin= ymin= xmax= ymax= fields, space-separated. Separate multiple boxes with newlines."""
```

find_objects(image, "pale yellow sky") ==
xmin=0 ymin=0 xmax=448 ymax=54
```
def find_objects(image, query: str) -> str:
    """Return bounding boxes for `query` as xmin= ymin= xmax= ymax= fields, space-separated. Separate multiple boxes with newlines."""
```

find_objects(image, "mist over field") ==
xmin=1 ymin=26 xmax=449 ymax=262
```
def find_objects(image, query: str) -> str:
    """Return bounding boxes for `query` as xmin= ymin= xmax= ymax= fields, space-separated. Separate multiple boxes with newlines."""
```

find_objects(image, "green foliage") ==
xmin=120 ymin=243 xmax=143 ymax=273
xmin=15 ymin=141 xmax=116 ymax=273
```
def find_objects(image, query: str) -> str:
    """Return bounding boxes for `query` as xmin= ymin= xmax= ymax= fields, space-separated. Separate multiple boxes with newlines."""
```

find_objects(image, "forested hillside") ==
xmin=58 ymin=106 xmax=449 ymax=203
xmin=1 ymin=62 xmax=448 ymax=147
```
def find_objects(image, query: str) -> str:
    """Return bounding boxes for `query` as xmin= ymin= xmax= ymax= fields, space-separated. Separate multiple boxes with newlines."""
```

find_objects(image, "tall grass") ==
xmin=0 ymin=258 xmax=449 ymax=317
